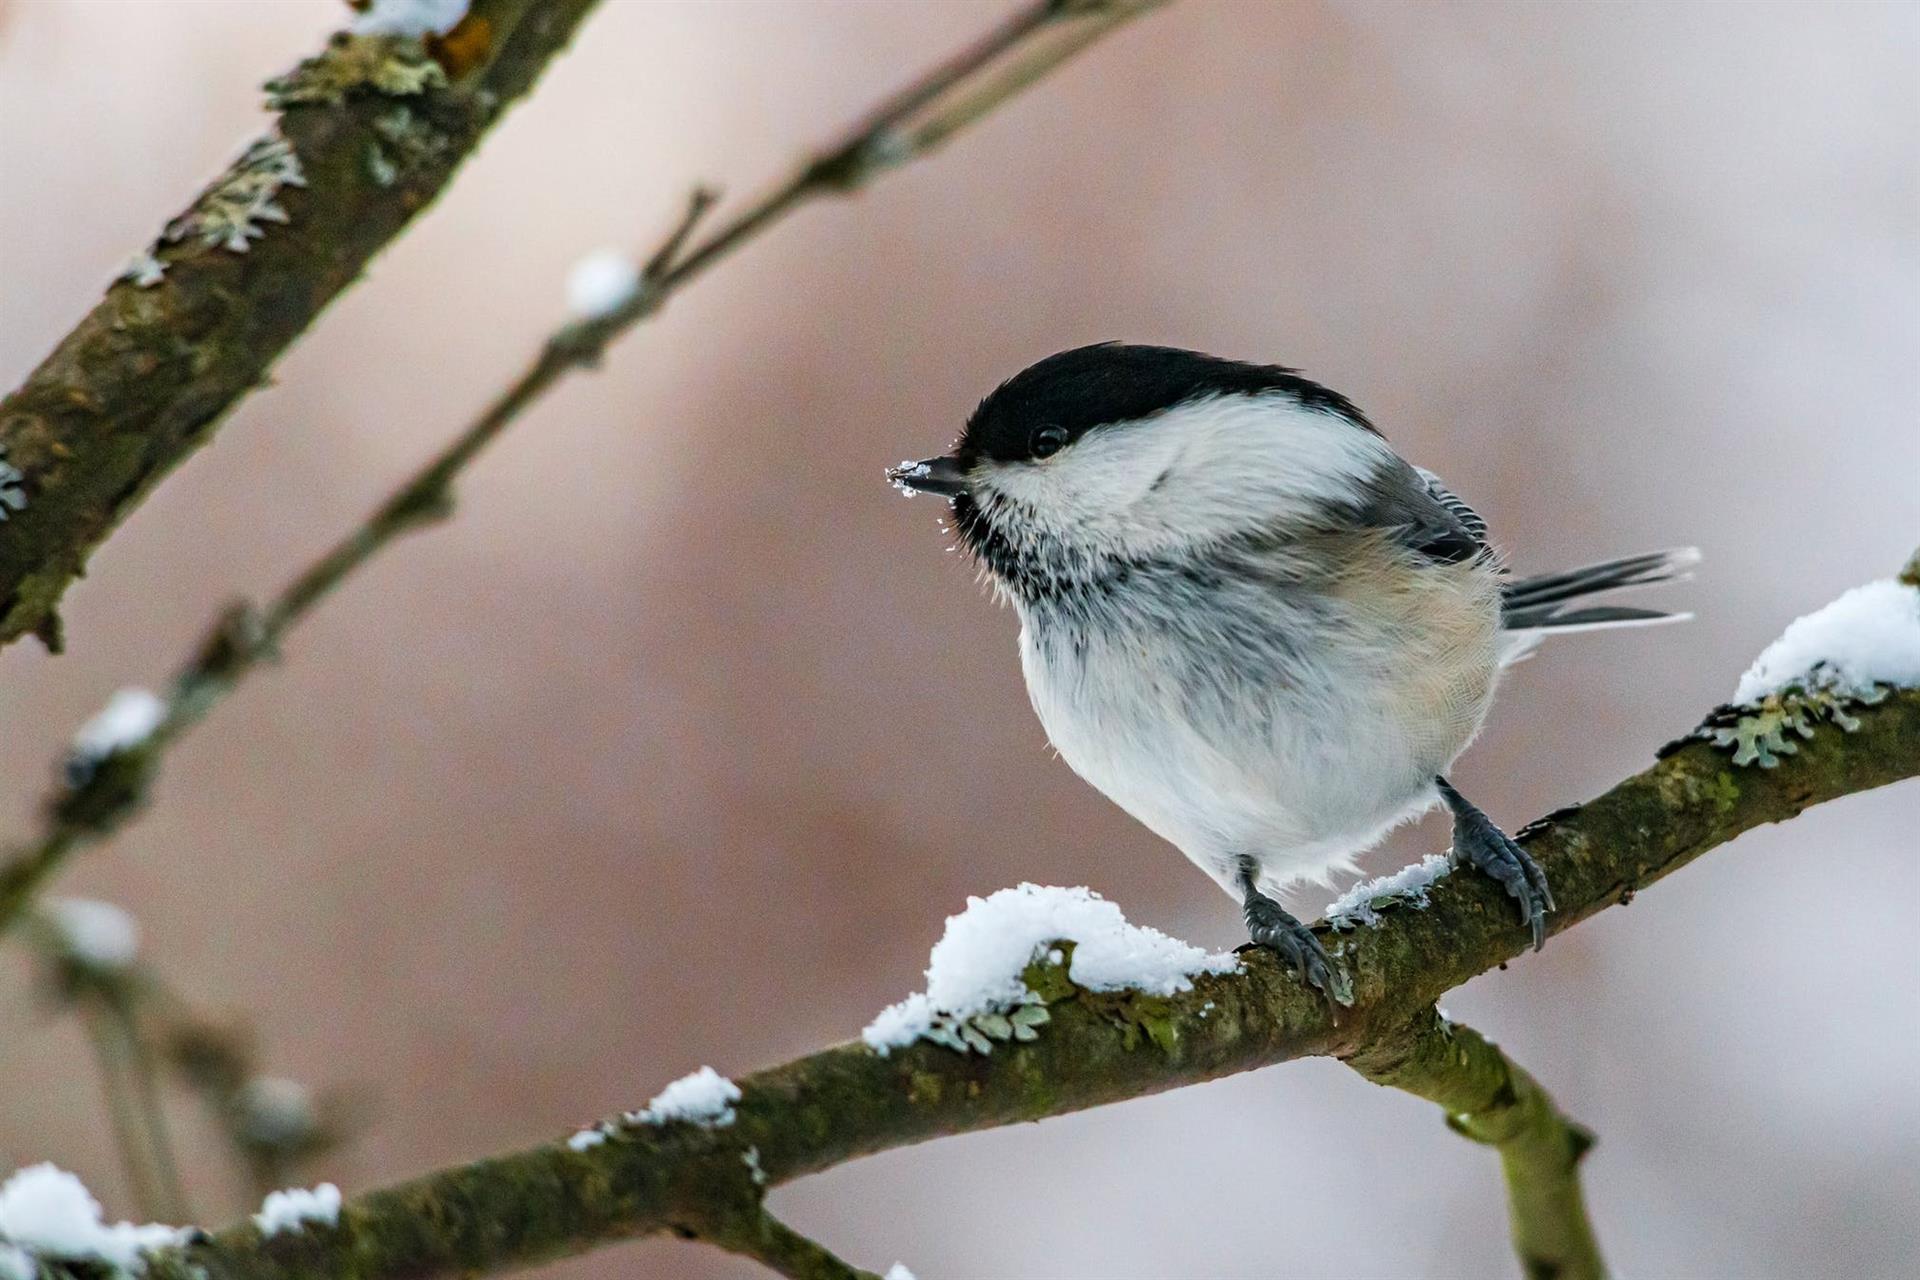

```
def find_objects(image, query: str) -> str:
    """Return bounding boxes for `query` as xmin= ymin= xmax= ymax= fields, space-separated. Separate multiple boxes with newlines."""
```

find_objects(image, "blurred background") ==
xmin=2 ymin=1 xmax=1916 ymax=1276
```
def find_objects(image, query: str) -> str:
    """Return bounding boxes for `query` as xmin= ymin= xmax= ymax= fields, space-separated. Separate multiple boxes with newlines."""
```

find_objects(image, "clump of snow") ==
xmin=625 ymin=1067 xmax=741 ymax=1128
xmin=70 ymin=688 xmax=166 ymax=763
xmin=564 ymin=250 xmax=641 ymax=320
xmin=254 ymin=1183 xmax=340 ymax=1237
xmin=565 ymin=1126 xmax=609 ymax=1151
xmin=862 ymin=884 xmax=1236 ymax=1054
xmin=1326 ymin=854 xmax=1453 ymax=929
xmin=885 ymin=1265 xmax=917 ymax=1280
xmin=235 ymin=1077 xmax=315 ymax=1146
xmin=351 ymin=0 xmax=469 ymax=37
xmin=45 ymin=898 xmax=140 ymax=970
xmin=1733 ymin=578 xmax=1920 ymax=703
xmin=0 ymin=1164 xmax=189 ymax=1274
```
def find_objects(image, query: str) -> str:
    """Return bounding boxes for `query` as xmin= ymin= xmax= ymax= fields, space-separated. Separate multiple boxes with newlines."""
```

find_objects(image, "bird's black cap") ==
xmin=957 ymin=342 xmax=1374 ymax=464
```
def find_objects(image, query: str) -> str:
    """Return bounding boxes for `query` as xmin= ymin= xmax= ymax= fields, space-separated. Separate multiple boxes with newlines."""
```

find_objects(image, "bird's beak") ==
xmin=887 ymin=453 xmax=970 ymax=498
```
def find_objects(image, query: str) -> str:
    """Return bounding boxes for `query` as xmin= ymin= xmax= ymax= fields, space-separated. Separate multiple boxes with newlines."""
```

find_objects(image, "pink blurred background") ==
xmin=2 ymin=1 xmax=1916 ymax=1276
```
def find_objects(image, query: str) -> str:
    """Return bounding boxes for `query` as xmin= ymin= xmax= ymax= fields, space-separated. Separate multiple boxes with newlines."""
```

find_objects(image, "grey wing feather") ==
xmin=1414 ymin=466 xmax=1489 ymax=544
xmin=1352 ymin=461 xmax=1488 ymax=566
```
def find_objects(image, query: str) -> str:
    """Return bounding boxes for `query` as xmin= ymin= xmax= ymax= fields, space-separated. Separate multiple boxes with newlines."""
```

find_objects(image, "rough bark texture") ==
xmin=0 ymin=0 xmax=601 ymax=650
xmin=136 ymin=689 xmax=1918 ymax=1279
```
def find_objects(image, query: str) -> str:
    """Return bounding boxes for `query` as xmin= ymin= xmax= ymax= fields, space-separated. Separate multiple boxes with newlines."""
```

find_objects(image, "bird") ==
xmin=888 ymin=342 xmax=1694 ymax=1005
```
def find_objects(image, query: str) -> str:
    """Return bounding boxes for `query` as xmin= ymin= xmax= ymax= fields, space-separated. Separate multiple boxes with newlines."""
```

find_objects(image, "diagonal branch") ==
xmin=703 ymin=1210 xmax=883 ymax=1280
xmin=0 ymin=0 xmax=1169 ymax=936
xmin=1347 ymin=1007 xmax=1603 ymax=1280
xmin=0 ymin=0 xmax=605 ymax=651
xmin=136 ymin=686 xmax=1918 ymax=1280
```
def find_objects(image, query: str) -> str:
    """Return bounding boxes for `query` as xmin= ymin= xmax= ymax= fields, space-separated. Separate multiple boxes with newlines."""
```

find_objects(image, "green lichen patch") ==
xmin=1696 ymin=681 xmax=1890 ymax=767
xmin=364 ymin=106 xmax=454 ymax=188
xmin=917 ymin=998 xmax=1051 ymax=1055
xmin=0 ymin=445 xmax=27 ymax=520
xmin=265 ymin=33 xmax=450 ymax=109
xmin=162 ymin=135 xmax=307 ymax=254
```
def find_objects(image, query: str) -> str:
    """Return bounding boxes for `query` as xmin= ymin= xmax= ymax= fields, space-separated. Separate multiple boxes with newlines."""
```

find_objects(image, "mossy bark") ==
xmin=140 ymin=690 xmax=1918 ymax=1279
xmin=0 ymin=0 xmax=602 ymax=650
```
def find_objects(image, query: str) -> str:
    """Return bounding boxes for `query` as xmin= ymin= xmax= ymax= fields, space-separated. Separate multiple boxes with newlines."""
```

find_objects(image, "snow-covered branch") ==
xmin=82 ymin=640 xmax=1919 ymax=1279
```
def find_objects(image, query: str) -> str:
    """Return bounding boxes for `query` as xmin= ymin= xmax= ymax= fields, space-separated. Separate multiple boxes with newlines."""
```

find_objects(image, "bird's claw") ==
xmin=1244 ymin=894 xmax=1354 ymax=1006
xmin=1450 ymin=806 xmax=1555 ymax=951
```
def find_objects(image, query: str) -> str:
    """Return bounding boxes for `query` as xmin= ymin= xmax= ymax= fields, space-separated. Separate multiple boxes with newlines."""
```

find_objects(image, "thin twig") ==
xmin=0 ymin=0 xmax=1164 ymax=936
xmin=78 ymin=1003 xmax=172 ymax=1221
xmin=112 ymin=987 xmax=192 ymax=1223
xmin=19 ymin=917 xmax=347 ymax=1214
xmin=704 ymin=1210 xmax=882 ymax=1280
xmin=0 ymin=2 xmax=1159 ymax=940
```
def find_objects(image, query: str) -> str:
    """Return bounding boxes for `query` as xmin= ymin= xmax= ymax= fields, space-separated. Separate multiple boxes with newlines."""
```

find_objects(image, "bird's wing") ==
xmin=1349 ymin=461 xmax=1489 ymax=566
xmin=1413 ymin=466 xmax=1489 ymax=546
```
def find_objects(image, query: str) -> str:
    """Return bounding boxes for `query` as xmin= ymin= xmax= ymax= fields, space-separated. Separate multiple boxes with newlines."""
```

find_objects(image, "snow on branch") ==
xmin=863 ymin=883 xmax=1233 ymax=1055
xmin=0 ymin=1164 xmax=192 ymax=1277
xmin=103 ymin=659 xmax=1920 ymax=1280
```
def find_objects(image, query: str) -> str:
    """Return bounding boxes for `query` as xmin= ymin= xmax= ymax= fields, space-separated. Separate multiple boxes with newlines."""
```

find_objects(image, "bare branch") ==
xmin=703 ymin=1210 xmax=883 ymax=1280
xmin=0 ymin=0 xmax=1166 ymax=937
xmin=1347 ymin=1008 xmax=1603 ymax=1280
xmin=20 ymin=916 xmax=351 ymax=1211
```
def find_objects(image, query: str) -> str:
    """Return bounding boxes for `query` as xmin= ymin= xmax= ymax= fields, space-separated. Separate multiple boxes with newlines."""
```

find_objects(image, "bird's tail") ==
xmin=1500 ymin=547 xmax=1698 ymax=654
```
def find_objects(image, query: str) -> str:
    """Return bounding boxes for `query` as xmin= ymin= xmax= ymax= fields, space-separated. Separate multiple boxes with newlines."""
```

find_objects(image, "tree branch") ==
xmin=21 ymin=913 xmax=353 ymax=1212
xmin=0 ymin=0 xmax=1166 ymax=938
xmin=136 ymin=686 xmax=1918 ymax=1280
xmin=0 ymin=0 xmax=604 ymax=651
xmin=1347 ymin=1007 xmax=1603 ymax=1280
xmin=703 ymin=1210 xmax=883 ymax=1280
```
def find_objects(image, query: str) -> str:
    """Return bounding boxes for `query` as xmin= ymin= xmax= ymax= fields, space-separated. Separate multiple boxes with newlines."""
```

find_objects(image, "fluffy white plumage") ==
xmin=996 ymin=393 xmax=1501 ymax=897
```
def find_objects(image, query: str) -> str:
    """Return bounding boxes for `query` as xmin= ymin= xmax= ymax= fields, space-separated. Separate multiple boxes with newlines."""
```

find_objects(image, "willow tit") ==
xmin=889 ymin=343 xmax=1695 ymax=1004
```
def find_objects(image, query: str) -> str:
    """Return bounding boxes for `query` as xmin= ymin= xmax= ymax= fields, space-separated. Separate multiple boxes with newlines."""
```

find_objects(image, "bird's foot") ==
xmin=1243 ymin=892 xmax=1354 ymax=1007
xmin=1436 ymin=777 xmax=1554 ymax=951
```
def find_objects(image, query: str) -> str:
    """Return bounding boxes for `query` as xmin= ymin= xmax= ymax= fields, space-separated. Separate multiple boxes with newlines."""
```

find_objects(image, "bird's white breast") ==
xmin=1017 ymin=541 xmax=1502 ymax=898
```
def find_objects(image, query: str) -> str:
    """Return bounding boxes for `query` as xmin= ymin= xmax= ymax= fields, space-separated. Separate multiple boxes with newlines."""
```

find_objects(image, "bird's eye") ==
xmin=1030 ymin=425 xmax=1069 ymax=460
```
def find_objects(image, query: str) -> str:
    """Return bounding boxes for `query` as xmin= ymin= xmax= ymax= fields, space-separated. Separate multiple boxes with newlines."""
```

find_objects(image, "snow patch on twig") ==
xmin=565 ymin=250 xmax=642 ymax=320
xmin=0 ymin=1164 xmax=190 ymax=1275
xmin=624 ymin=1066 xmax=741 ymax=1128
xmin=565 ymin=1126 xmax=608 ymax=1151
xmin=1325 ymin=854 xmax=1453 ymax=929
xmin=45 ymin=898 xmax=140 ymax=970
xmin=254 ymin=1183 xmax=341 ymax=1237
xmin=351 ymin=0 xmax=470 ymax=37
xmin=70 ymin=688 xmax=166 ymax=765
xmin=1733 ymin=578 xmax=1920 ymax=703
xmin=862 ymin=884 xmax=1235 ymax=1055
